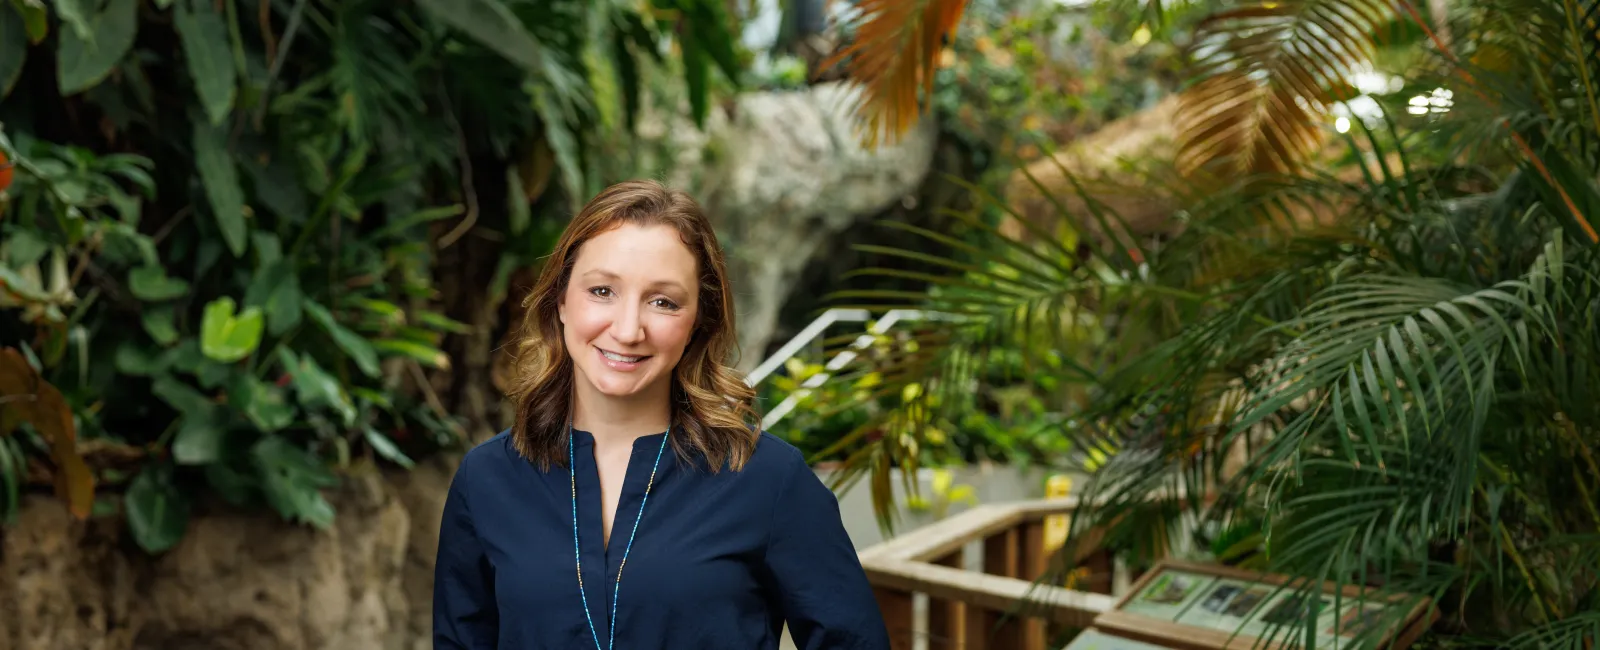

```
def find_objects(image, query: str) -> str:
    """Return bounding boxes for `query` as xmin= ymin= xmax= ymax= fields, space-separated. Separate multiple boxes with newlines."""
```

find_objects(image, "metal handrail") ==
xmin=749 ymin=308 xmax=961 ymax=429
xmin=744 ymin=308 xmax=872 ymax=387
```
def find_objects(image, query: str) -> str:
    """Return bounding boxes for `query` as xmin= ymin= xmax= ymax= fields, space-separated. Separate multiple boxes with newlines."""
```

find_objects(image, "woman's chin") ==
xmin=587 ymin=374 xmax=659 ymax=399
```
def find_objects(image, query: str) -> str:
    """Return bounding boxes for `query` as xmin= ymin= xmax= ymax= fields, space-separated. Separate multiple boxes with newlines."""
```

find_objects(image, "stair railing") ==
xmin=746 ymin=308 xmax=962 ymax=430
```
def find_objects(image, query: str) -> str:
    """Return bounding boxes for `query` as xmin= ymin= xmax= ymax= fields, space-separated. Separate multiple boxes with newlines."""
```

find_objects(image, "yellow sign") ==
xmin=1042 ymin=474 xmax=1073 ymax=554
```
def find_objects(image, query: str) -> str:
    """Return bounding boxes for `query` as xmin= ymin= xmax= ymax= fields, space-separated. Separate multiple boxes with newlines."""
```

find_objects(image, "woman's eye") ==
xmin=589 ymin=286 xmax=613 ymax=298
xmin=651 ymin=298 xmax=680 ymax=310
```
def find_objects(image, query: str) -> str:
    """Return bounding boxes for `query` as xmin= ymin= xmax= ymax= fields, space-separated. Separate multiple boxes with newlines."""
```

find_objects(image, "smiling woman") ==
xmin=433 ymin=180 xmax=890 ymax=650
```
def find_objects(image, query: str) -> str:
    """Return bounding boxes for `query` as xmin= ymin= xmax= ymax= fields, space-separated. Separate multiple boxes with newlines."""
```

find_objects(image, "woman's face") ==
xmin=558 ymin=222 xmax=700 ymax=403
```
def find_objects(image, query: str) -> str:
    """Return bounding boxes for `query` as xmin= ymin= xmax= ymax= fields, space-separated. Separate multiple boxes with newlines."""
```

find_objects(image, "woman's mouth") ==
xmin=597 ymin=347 xmax=650 ymax=369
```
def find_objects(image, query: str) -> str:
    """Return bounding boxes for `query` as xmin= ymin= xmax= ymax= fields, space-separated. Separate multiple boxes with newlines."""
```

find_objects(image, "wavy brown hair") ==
xmin=504 ymin=180 xmax=760 ymax=471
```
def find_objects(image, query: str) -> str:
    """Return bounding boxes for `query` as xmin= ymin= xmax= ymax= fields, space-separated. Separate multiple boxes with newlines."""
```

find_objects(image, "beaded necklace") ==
xmin=570 ymin=422 xmax=671 ymax=650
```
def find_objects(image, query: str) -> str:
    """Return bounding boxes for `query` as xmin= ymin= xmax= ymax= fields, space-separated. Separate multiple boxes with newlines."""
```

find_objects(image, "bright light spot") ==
xmin=1333 ymin=96 xmax=1383 ymax=123
xmin=1407 ymin=87 xmax=1453 ymax=115
xmin=1350 ymin=70 xmax=1404 ymax=96
xmin=1335 ymin=116 xmax=1351 ymax=133
xmin=1132 ymin=25 xmax=1152 ymax=45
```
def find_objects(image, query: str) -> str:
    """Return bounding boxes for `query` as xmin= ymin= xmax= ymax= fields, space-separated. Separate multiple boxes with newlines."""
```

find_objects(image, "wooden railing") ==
xmin=857 ymin=497 xmax=1122 ymax=650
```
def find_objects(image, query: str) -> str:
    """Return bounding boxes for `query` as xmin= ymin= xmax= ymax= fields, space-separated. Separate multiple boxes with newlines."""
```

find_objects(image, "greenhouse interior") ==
xmin=2 ymin=0 xmax=1598 ymax=648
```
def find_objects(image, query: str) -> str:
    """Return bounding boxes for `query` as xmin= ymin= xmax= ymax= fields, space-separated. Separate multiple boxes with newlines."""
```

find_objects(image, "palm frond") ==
xmin=1176 ymin=0 xmax=1394 ymax=178
xmin=824 ymin=0 xmax=970 ymax=147
xmin=1506 ymin=611 xmax=1600 ymax=650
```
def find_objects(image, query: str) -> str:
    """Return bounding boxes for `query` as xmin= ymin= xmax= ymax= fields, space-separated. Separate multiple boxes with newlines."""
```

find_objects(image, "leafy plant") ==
xmin=0 ymin=0 xmax=744 ymax=552
xmin=820 ymin=0 xmax=970 ymax=147
xmin=817 ymin=0 xmax=1600 ymax=646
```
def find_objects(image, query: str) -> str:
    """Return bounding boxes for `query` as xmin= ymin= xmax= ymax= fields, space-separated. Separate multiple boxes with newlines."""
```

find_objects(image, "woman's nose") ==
xmin=610 ymin=305 xmax=645 ymax=344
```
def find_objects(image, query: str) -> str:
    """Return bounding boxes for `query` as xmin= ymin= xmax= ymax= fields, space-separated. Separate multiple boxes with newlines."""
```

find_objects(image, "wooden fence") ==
xmin=857 ymin=497 xmax=1123 ymax=650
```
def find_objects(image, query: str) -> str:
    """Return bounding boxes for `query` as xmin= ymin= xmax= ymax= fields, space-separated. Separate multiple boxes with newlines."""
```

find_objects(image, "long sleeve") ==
xmin=762 ymin=459 xmax=891 ymax=650
xmin=433 ymin=474 xmax=499 ymax=649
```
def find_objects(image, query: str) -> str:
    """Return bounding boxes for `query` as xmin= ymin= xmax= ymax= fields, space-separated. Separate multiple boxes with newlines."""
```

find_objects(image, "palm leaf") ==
xmin=1176 ymin=0 xmax=1394 ymax=178
xmin=823 ymin=0 xmax=970 ymax=147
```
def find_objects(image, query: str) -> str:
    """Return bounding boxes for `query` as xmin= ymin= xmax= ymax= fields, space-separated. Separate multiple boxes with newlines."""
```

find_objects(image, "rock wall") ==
xmin=0 ymin=456 xmax=459 ymax=650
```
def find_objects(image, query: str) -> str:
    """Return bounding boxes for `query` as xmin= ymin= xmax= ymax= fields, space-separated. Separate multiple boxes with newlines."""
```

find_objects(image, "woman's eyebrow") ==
xmin=578 ymin=269 xmax=687 ymax=293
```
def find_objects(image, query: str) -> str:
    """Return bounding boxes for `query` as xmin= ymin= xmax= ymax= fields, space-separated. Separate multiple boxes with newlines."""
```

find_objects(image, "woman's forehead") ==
xmin=570 ymin=223 xmax=698 ymax=287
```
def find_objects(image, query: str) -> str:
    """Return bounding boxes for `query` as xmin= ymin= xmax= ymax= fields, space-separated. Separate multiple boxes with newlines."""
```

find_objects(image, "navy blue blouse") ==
xmin=433 ymin=428 xmax=890 ymax=649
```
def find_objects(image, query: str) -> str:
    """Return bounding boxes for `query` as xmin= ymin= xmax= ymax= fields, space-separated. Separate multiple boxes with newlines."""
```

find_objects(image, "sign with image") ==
xmin=1120 ymin=569 xmax=1215 ymax=620
xmin=1088 ymin=560 xmax=1435 ymax=650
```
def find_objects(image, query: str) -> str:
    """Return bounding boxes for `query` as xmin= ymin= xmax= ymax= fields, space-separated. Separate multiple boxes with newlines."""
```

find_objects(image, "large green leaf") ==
xmin=682 ymin=0 xmax=742 ymax=81
xmin=0 ymin=3 xmax=26 ymax=99
xmin=114 ymin=341 xmax=169 ymax=376
xmin=152 ymin=376 xmax=229 ymax=465
xmin=680 ymin=28 xmax=709 ymax=129
xmin=199 ymin=297 xmax=264 ymax=363
xmin=126 ymin=463 xmax=191 ymax=553
xmin=55 ymin=0 xmax=137 ymax=95
xmin=127 ymin=265 xmax=191 ymax=301
xmin=53 ymin=0 xmax=91 ymax=41
xmin=372 ymin=338 xmax=449 ymax=369
xmin=252 ymin=435 xmax=336 ymax=529
xmin=170 ymin=407 xmax=229 ymax=464
xmin=10 ymin=0 xmax=48 ymax=44
xmin=192 ymin=119 xmax=248 ymax=257
xmin=415 ymin=0 xmax=545 ymax=71
xmin=243 ymin=261 xmax=303 ymax=336
xmin=173 ymin=0 xmax=236 ymax=125
xmin=364 ymin=427 xmax=414 ymax=469
xmin=228 ymin=375 xmax=295 ymax=432
xmin=277 ymin=348 xmax=356 ymax=426
xmin=302 ymin=300 xmax=379 ymax=378
xmin=141 ymin=305 xmax=179 ymax=346
xmin=531 ymin=88 xmax=584 ymax=199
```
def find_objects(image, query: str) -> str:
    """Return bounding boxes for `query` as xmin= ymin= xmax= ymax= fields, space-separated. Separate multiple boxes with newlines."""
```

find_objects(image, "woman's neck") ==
xmin=570 ymin=383 xmax=672 ymax=448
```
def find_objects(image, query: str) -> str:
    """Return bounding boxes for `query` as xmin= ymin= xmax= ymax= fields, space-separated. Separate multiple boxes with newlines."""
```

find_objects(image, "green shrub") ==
xmin=0 ymin=0 xmax=742 ymax=553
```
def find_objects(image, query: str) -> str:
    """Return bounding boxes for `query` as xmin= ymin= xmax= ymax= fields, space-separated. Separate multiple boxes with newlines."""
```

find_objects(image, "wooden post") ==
xmin=1019 ymin=521 xmax=1048 ymax=650
xmin=875 ymin=587 xmax=915 ymax=650
xmin=926 ymin=552 xmax=967 ymax=649
xmin=980 ymin=529 xmax=1023 ymax=649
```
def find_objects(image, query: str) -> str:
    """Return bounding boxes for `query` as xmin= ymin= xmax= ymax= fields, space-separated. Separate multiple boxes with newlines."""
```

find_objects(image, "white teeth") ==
xmin=600 ymin=349 xmax=644 ymax=363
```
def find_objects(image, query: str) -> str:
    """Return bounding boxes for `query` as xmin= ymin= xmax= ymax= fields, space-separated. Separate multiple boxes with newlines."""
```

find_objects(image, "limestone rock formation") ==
xmin=0 ymin=457 xmax=457 ymax=650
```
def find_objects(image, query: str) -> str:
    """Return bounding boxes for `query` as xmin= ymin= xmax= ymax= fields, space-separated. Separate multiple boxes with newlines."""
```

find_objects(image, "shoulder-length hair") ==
xmin=505 ymin=179 xmax=760 ymax=471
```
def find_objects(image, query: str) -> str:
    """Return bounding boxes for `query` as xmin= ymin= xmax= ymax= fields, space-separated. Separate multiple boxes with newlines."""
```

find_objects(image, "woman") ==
xmin=433 ymin=180 xmax=890 ymax=649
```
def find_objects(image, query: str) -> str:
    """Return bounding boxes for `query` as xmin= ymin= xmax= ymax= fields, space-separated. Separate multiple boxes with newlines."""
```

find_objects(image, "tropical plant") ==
xmin=0 ymin=0 xmax=743 ymax=552
xmin=818 ymin=0 xmax=1600 ymax=646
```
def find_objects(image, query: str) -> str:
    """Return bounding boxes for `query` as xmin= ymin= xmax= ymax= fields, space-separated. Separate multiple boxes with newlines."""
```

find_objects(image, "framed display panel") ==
xmin=1091 ymin=560 xmax=1436 ymax=650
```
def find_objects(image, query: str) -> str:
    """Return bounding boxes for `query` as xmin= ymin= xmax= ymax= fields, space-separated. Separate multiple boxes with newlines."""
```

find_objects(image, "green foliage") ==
xmin=763 ymin=315 xmax=1082 ymax=473
xmin=931 ymin=0 xmax=1183 ymax=173
xmin=817 ymin=0 xmax=1600 ymax=646
xmin=0 ymin=0 xmax=744 ymax=553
